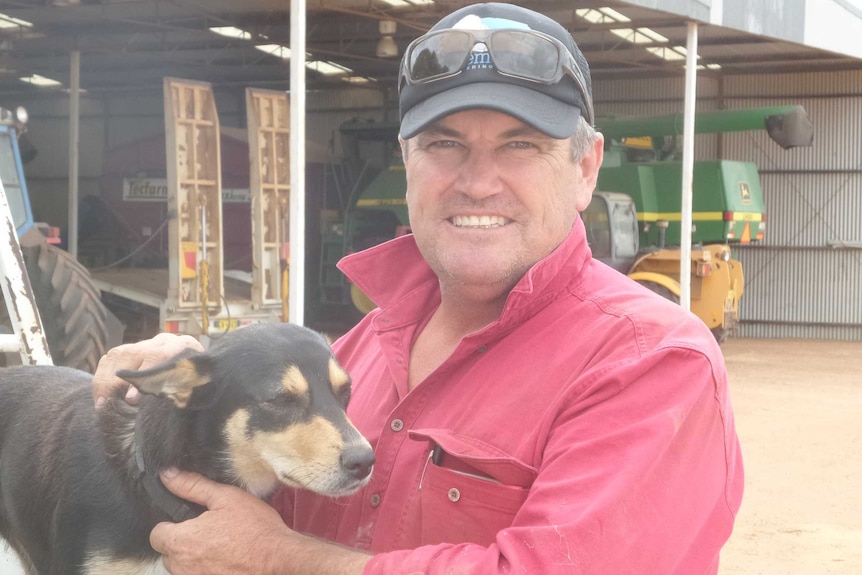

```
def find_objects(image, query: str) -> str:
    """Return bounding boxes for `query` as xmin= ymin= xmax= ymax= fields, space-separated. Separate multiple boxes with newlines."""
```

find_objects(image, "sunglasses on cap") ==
xmin=401 ymin=28 xmax=595 ymax=125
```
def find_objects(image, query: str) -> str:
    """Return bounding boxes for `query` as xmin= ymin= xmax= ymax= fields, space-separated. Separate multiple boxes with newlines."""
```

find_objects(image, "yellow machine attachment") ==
xmin=628 ymin=244 xmax=744 ymax=342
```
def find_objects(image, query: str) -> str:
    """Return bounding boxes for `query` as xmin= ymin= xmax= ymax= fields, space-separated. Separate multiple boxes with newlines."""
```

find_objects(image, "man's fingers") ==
xmin=93 ymin=344 xmax=135 ymax=408
xmin=160 ymin=467 xmax=235 ymax=508
xmin=93 ymin=333 xmax=204 ymax=409
xmin=149 ymin=470 xmax=299 ymax=574
xmin=149 ymin=521 xmax=175 ymax=555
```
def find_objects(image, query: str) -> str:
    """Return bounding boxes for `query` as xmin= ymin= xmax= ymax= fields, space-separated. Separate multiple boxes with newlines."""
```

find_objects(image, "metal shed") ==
xmin=0 ymin=0 xmax=859 ymax=340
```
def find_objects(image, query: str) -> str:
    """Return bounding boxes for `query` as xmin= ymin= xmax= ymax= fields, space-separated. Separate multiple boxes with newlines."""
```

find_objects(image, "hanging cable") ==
xmin=280 ymin=193 xmax=289 ymax=322
xmin=199 ymin=195 xmax=209 ymax=333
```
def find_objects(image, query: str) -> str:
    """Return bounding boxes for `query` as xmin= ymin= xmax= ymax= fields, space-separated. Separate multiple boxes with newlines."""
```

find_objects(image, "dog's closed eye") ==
xmin=265 ymin=394 xmax=304 ymax=410
xmin=336 ymin=385 xmax=352 ymax=408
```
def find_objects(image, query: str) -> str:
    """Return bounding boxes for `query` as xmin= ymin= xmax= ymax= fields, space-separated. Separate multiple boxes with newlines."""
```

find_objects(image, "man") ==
xmin=94 ymin=3 xmax=743 ymax=573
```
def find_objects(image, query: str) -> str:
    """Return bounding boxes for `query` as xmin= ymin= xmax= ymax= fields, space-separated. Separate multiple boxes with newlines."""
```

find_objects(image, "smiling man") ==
xmin=94 ymin=3 xmax=743 ymax=574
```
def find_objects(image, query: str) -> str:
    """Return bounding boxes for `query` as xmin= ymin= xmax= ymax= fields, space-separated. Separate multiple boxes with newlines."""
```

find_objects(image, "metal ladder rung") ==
xmin=0 ymin=334 xmax=27 ymax=352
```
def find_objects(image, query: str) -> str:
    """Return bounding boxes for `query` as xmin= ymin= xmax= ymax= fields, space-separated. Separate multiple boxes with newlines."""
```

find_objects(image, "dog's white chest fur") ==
xmin=85 ymin=556 xmax=170 ymax=575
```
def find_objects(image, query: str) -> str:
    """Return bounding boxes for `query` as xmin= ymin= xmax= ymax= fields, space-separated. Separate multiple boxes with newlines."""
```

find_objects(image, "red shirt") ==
xmin=273 ymin=219 xmax=743 ymax=574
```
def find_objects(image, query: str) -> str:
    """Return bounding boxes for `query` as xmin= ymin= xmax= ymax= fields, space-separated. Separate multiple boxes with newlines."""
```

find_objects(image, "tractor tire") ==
xmin=20 ymin=242 xmax=110 ymax=373
xmin=636 ymin=280 xmax=681 ymax=305
xmin=637 ymin=280 xmax=732 ymax=344
xmin=711 ymin=327 xmax=731 ymax=345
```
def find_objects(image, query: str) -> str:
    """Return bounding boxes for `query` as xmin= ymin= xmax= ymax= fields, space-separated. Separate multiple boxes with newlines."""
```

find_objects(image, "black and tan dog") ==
xmin=0 ymin=322 xmax=374 ymax=575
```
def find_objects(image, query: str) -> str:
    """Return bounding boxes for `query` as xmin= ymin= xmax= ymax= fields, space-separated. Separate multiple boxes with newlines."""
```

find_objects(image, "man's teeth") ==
xmin=451 ymin=215 xmax=509 ymax=228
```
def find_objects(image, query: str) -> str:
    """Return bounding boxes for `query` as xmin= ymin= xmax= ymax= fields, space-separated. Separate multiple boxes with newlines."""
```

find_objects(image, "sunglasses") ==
xmin=401 ymin=28 xmax=595 ymax=125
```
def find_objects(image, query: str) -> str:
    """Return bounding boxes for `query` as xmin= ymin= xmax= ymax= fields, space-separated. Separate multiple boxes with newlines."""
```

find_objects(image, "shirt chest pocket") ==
xmin=409 ymin=429 xmax=537 ymax=547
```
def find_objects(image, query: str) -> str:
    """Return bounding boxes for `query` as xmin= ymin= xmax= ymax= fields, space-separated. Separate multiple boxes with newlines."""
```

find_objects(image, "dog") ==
xmin=0 ymin=322 xmax=374 ymax=575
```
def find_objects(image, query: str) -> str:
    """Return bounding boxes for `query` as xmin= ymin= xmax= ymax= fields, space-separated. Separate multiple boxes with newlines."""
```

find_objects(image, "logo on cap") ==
xmin=453 ymin=15 xmax=531 ymax=75
xmin=466 ymin=44 xmax=493 ymax=71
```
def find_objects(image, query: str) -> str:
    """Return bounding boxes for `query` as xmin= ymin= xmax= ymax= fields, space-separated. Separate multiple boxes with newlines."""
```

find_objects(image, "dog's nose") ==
xmin=340 ymin=445 xmax=375 ymax=480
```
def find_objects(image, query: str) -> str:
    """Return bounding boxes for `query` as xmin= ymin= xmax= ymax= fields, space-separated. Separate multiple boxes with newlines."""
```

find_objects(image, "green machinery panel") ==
xmin=597 ymin=159 xmax=765 ymax=247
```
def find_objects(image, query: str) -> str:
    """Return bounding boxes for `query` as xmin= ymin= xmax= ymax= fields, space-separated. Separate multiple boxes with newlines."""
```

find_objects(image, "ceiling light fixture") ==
xmin=0 ymin=12 xmax=33 ymax=29
xmin=307 ymin=60 xmax=352 ymax=76
xmin=379 ymin=0 xmax=435 ymax=5
xmin=209 ymin=26 xmax=252 ymax=40
xmin=255 ymin=43 xmax=290 ymax=59
xmin=376 ymin=20 xmax=398 ymax=58
xmin=20 ymin=74 xmax=63 ymax=88
xmin=256 ymin=42 xmax=353 ymax=76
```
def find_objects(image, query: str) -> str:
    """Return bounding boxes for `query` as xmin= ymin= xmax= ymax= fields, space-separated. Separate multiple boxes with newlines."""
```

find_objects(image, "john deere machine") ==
xmin=324 ymin=105 xmax=813 ymax=342
xmin=585 ymin=105 xmax=813 ymax=341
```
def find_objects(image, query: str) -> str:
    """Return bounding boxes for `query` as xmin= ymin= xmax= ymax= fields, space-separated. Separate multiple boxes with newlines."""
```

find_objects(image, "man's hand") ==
xmin=150 ymin=469 xmax=289 ymax=575
xmin=152 ymin=469 xmax=372 ymax=575
xmin=93 ymin=333 xmax=203 ymax=409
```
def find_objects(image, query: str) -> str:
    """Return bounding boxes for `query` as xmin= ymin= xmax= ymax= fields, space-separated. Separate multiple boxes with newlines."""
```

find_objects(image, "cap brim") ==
xmin=399 ymin=82 xmax=581 ymax=140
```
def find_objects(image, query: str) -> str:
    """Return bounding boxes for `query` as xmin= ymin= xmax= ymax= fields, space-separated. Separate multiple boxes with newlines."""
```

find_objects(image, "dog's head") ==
xmin=116 ymin=323 xmax=374 ymax=499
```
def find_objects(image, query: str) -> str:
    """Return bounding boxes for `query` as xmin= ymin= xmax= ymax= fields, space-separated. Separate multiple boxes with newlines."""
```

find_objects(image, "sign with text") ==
xmin=122 ymin=178 xmax=250 ymax=203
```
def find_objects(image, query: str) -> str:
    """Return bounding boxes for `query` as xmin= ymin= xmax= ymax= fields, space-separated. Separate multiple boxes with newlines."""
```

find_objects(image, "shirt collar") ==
xmin=337 ymin=218 xmax=592 ymax=332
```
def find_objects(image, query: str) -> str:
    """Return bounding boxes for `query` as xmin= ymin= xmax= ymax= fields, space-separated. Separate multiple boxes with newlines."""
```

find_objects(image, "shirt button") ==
xmin=477 ymin=345 xmax=487 ymax=353
xmin=390 ymin=418 xmax=404 ymax=432
xmin=448 ymin=488 xmax=461 ymax=502
xmin=370 ymin=493 xmax=381 ymax=507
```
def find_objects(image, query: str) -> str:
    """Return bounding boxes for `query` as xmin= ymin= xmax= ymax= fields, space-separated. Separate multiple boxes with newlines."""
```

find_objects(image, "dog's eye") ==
xmin=336 ymin=385 xmax=352 ymax=408
xmin=266 ymin=394 xmax=300 ymax=410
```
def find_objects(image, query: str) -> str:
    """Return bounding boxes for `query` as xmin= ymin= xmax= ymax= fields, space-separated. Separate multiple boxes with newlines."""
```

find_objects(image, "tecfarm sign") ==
xmin=123 ymin=178 xmax=250 ymax=203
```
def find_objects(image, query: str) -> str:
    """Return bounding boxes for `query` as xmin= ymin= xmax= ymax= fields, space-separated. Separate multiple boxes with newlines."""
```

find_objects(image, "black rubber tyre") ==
xmin=711 ymin=327 xmax=731 ymax=345
xmin=20 ymin=242 xmax=110 ymax=373
xmin=636 ymin=280 xmax=681 ymax=305
xmin=637 ymin=280 xmax=732 ymax=344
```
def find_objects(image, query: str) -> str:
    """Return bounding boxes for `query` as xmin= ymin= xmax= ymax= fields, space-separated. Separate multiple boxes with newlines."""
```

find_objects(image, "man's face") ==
xmin=401 ymin=109 xmax=602 ymax=296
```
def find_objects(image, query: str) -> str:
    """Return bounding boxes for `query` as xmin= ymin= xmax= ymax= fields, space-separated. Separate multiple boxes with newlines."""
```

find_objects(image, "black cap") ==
xmin=398 ymin=2 xmax=593 ymax=140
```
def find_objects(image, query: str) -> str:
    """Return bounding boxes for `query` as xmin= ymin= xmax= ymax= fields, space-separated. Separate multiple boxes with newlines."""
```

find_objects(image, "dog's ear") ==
xmin=116 ymin=349 xmax=216 ymax=409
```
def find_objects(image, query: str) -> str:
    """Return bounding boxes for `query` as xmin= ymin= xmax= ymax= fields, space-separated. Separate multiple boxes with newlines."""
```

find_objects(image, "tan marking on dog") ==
xmin=280 ymin=365 xmax=308 ymax=396
xmin=130 ymin=358 xmax=210 ymax=409
xmin=223 ymin=408 xmax=355 ymax=497
xmin=328 ymin=357 xmax=350 ymax=394
xmin=223 ymin=409 xmax=277 ymax=496
xmin=165 ymin=359 xmax=209 ymax=408
xmin=84 ymin=554 xmax=170 ymax=575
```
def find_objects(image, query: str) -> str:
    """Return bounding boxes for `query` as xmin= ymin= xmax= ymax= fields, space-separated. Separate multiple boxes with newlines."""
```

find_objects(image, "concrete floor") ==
xmin=719 ymin=338 xmax=862 ymax=575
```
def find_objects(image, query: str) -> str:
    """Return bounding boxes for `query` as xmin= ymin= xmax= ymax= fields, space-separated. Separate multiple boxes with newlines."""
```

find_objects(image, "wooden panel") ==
xmin=163 ymin=77 xmax=223 ymax=311
xmin=246 ymin=87 xmax=290 ymax=312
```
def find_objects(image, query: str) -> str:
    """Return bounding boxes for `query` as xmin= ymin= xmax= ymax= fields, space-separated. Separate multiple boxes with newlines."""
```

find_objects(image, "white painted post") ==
xmin=680 ymin=21 xmax=699 ymax=311
xmin=289 ymin=0 xmax=306 ymax=326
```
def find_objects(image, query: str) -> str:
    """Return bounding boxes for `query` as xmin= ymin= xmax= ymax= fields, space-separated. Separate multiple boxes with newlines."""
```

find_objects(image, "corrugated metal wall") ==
xmin=596 ymin=70 xmax=862 ymax=340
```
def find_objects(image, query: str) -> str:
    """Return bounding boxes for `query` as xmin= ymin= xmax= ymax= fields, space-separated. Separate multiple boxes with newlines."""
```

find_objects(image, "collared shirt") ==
xmin=273 ymin=219 xmax=743 ymax=574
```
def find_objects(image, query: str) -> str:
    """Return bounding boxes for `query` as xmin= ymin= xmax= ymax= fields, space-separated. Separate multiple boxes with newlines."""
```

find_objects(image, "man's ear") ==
xmin=116 ymin=349 xmax=215 ymax=409
xmin=575 ymin=134 xmax=605 ymax=211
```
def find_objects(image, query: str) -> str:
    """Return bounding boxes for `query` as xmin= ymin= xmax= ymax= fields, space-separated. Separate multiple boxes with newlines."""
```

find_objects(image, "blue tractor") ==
xmin=0 ymin=106 xmax=116 ymax=372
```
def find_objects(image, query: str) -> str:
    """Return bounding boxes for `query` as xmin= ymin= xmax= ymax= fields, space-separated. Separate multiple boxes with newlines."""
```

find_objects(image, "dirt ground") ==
xmin=718 ymin=338 xmax=862 ymax=575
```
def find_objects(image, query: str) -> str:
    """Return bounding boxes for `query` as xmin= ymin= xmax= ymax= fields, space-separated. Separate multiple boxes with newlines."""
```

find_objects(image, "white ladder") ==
xmin=0 ymin=179 xmax=48 ymax=574
xmin=0 ymin=178 xmax=51 ymax=365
